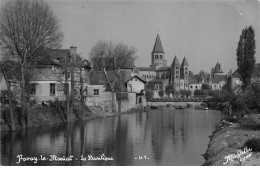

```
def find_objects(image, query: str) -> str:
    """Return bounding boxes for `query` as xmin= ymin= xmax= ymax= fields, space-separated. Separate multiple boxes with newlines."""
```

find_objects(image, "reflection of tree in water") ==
xmin=113 ymin=116 xmax=133 ymax=166
xmin=151 ymin=110 xmax=166 ymax=165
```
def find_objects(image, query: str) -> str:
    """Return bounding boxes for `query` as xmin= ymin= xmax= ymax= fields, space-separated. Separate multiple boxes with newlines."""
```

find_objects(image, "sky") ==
xmin=2 ymin=0 xmax=260 ymax=74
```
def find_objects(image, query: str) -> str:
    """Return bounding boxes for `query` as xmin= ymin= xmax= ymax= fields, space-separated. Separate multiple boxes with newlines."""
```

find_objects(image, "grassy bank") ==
xmin=203 ymin=110 xmax=260 ymax=166
xmin=0 ymin=105 xmax=145 ymax=131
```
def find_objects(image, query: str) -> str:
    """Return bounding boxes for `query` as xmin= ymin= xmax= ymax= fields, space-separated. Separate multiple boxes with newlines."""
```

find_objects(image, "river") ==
xmin=0 ymin=106 xmax=223 ymax=166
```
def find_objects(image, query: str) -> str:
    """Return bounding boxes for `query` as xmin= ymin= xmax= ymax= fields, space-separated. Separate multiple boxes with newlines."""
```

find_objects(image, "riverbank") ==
xmin=0 ymin=106 xmax=146 ymax=131
xmin=203 ymin=110 xmax=260 ymax=166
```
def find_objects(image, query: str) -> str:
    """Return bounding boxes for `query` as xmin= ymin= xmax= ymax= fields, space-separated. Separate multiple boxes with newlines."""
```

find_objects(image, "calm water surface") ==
xmin=0 ymin=107 xmax=222 ymax=166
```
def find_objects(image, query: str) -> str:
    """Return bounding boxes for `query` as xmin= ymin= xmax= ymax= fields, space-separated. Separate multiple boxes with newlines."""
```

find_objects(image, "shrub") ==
xmin=243 ymin=138 xmax=260 ymax=152
xmin=145 ymin=89 xmax=153 ymax=98
xmin=158 ymin=90 xmax=164 ymax=98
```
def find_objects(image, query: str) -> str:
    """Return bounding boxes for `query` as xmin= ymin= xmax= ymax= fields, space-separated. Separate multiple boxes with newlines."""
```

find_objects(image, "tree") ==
xmin=165 ymin=84 xmax=175 ymax=96
xmin=158 ymin=90 xmax=164 ymax=98
xmin=236 ymin=26 xmax=256 ymax=91
xmin=194 ymin=89 xmax=202 ymax=96
xmin=185 ymin=90 xmax=192 ymax=98
xmin=145 ymin=89 xmax=153 ymax=99
xmin=201 ymin=83 xmax=211 ymax=90
xmin=0 ymin=0 xmax=63 ymax=128
xmin=89 ymin=40 xmax=137 ymax=113
xmin=0 ymin=61 xmax=17 ymax=130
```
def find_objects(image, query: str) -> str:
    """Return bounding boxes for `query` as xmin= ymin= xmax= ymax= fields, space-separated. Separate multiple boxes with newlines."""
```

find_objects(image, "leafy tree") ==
xmin=89 ymin=40 xmax=137 ymax=113
xmin=236 ymin=26 xmax=256 ymax=91
xmin=145 ymin=89 xmax=153 ymax=99
xmin=158 ymin=90 xmax=164 ymax=98
xmin=165 ymin=84 xmax=175 ymax=96
xmin=185 ymin=90 xmax=192 ymax=97
xmin=201 ymin=83 xmax=211 ymax=90
xmin=146 ymin=83 xmax=155 ymax=90
xmin=0 ymin=0 xmax=63 ymax=128
xmin=194 ymin=90 xmax=202 ymax=96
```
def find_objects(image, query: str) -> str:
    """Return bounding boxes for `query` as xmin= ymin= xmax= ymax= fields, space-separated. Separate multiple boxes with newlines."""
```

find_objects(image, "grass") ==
xmin=243 ymin=138 xmax=260 ymax=152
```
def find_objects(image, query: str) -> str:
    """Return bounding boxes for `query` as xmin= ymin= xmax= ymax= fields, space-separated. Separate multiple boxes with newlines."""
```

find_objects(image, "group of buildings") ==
xmin=135 ymin=33 xmax=227 ymax=97
xmin=1 ymin=33 xmax=259 ymax=112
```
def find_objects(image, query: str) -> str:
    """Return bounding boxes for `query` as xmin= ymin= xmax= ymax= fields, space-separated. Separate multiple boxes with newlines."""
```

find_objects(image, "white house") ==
xmin=29 ymin=47 xmax=91 ymax=103
xmin=126 ymin=75 xmax=147 ymax=93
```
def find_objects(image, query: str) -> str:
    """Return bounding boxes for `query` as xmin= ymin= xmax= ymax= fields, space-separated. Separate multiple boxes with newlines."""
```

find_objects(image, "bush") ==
xmin=243 ymin=138 xmax=260 ymax=152
xmin=145 ymin=89 xmax=153 ymax=99
xmin=158 ymin=90 xmax=164 ymax=98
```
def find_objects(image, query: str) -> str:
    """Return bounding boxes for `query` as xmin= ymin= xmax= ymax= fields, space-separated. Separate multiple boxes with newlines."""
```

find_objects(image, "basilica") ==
xmin=136 ymin=33 xmax=227 ymax=97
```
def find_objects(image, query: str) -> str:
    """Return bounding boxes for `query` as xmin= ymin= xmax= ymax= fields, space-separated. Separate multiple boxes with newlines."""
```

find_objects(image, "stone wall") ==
xmin=86 ymin=92 xmax=142 ymax=113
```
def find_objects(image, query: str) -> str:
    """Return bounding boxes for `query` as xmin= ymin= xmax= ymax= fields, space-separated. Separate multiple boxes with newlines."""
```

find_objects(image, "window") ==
xmin=94 ymin=89 xmax=99 ymax=95
xmin=185 ymin=67 xmax=188 ymax=70
xmin=176 ymin=75 xmax=179 ymax=78
xmin=176 ymin=71 xmax=179 ymax=74
xmin=190 ymin=86 xmax=193 ymax=89
xmin=185 ymin=71 xmax=188 ymax=74
xmin=160 ymin=55 xmax=162 ymax=59
xmin=50 ymin=83 xmax=55 ymax=95
xmin=176 ymin=66 xmax=179 ymax=69
xmin=195 ymin=86 xmax=198 ymax=89
xmin=30 ymin=83 xmax=36 ymax=95
xmin=63 ymin=72 xmax=70 ymax=78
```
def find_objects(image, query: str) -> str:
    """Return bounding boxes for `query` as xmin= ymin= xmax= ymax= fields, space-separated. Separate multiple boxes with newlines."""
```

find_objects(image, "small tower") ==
xmin=151 ymin=34 xmax=167 ymax=69
xmin=212 ymin=62 xmax=223 ymax=75
xmin=180 ymin=57 xmax=189 ymax=90
xmin=171 ymin=56 xmax=180 ymax=91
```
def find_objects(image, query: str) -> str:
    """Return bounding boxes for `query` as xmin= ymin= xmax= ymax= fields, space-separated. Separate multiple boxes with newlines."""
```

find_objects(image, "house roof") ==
xmin=181 ymin=57 xmax=189 ymax=66
xmin=137 ymin=67 xmax=156 ymax=72
xmin=232 ymin=63 xmax=260 ymax=79
xmin=189 ymin=73 xmax=211 ymax=84
xmin=148 ymin=78 xmax=168 ymax=83
xmin=171 ymin=56 xmax=180 ymax=66
xmin=38 ymin=48 xmax=92 ymax=69
xmin=152 ymin=34 xmax=165 ymax=54
xmin=126 ymin=75 xmax=147 ymax=84
xmin=89 ymin=70 xmax=132 ymax=91
xmin=156 ymin=66 xmax=171 ymax=71
xmin=189 ymin=75 xmax=199 ymax=84
xmin=212 ymin=74 xmax=226 ymax=84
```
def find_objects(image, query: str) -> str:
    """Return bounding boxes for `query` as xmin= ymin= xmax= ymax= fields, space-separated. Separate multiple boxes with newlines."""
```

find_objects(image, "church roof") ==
xmin=156 ymin=66 xmax=171 ymax=71
xmin=181 ymin=57 xmax=189 ymax=66
xmin=171 ymin=56 xmax=180 ymax=66
xmin=152 ymin=34 xmax=165 ymax=54
xmin=137 ymin=67 xmax=156 ymax=71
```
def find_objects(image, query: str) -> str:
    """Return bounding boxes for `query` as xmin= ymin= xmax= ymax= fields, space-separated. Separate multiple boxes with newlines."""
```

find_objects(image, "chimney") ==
xmin=70 ymin=46 xmax=77 ymax=62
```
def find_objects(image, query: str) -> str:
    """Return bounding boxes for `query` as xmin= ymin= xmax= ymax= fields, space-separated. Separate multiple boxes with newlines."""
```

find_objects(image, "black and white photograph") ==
xmin=0 ymin=0 xmax=260 ymax=166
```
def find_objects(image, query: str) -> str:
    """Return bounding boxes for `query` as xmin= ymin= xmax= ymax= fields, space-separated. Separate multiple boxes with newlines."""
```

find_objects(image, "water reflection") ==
xmin=1 ymin=107 xmax=222 ymax=166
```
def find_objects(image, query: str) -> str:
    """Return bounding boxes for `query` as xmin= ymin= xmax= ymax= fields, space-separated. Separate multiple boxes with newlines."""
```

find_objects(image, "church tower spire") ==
xmin=150 ymin=33 xmax=167 ymax=69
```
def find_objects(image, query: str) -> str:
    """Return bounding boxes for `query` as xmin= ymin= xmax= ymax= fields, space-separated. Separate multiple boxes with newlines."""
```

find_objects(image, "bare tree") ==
xmin=89 ymin=40 xmax=137 ymax=113
xmin=0 ymin=0 xmax=63 ymax=128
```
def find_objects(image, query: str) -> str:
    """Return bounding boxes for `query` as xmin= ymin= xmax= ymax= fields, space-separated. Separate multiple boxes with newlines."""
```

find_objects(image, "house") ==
xmin=229 ymin=63 xmax=260 ymax=92
xmin=126 ymin=75 xmax=147 ymax=93
xmin=29 ymin=46 xmax=91 ymax=103
xmin=126 ymin=75 xmax=147 ymax=107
